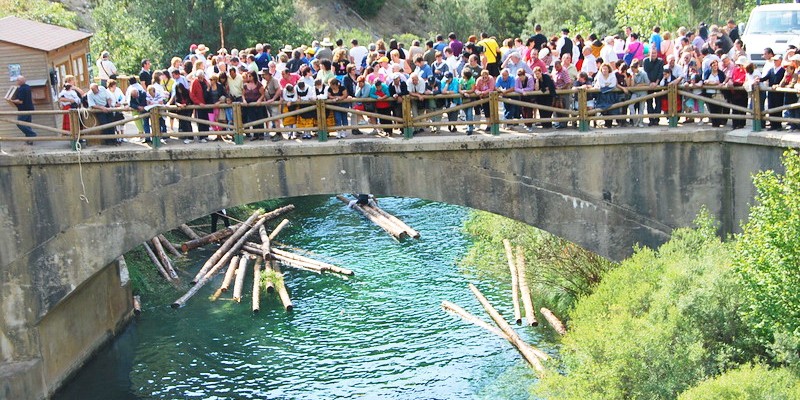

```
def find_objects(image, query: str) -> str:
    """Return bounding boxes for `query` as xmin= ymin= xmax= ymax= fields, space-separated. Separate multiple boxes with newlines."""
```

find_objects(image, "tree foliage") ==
xmin=0 ymin=0 xmax=78 ymax=29
xmin=460 ymin=211 xmax=614 ymax=318
xmin=91 ymin=0 xmax=164 ymax=74
xmin=678 ymin=364 xmax=800 ymax=400
xmin=527 ymin=0 xmax=619 ymax=38
xmin=486 ymin=0 xmax=532 ymax=40
xmin=734 ymin=150 xmax=800 ymax=360
xmin=536 ymin=211 xmax=762 ymax=400
xmin=424 ymin=0 xmax=490 ymax=40
xmin=615 ymin=0 xmax=690 ymax=35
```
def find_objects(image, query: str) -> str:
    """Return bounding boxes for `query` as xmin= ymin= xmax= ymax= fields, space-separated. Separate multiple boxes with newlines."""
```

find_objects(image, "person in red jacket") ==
xmin=189 ymin=70 xmax=211 ymax=143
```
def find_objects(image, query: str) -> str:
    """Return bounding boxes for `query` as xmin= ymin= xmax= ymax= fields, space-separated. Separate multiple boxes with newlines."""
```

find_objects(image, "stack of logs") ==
xmin=442 ymin=238 xmax=567 ymax=376
xmin=169 ymin=205 xmax=354 ymax=310
xmin=336 ymin=195 xmax=420 ymax=240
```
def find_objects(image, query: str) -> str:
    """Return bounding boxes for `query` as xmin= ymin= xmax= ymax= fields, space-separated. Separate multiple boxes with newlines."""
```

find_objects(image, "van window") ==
xmin=747 ymin=10 xmax=800 ymax=34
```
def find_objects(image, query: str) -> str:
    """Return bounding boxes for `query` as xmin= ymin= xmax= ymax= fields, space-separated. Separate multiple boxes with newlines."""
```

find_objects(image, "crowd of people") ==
xmin=44 ymin=20 xmax=800 ymax=145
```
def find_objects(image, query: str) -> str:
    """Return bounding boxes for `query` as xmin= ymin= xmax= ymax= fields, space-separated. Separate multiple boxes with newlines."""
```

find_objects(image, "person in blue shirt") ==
xmin=7 ymin=76 xmax=37 ymax=144
xmin=440 ymin=71 xmax=461 ymax=132
xmin=495 ymin=68 xmax=516 ymax=122
xmin=650 ymin=26 xmax=663 ymax=60
xmin=414 ymin=56 xmax=433 ymax=80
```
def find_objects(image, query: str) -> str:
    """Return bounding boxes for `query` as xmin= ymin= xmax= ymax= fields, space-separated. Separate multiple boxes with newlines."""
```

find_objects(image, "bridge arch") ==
xmin=0 ymin=130 xmax=790 ymax=397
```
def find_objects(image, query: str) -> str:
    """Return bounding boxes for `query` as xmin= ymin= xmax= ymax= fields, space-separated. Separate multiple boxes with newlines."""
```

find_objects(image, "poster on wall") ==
xmin=8 ymin=64 xmax=21 ymax=82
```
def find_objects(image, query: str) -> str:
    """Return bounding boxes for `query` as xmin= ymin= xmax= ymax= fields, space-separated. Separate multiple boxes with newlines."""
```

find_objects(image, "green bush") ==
xmin=734 ymin=150 xmax=800 ymax=362
xmin=535 ymin=211 xmax=761 ymax=400
xmin=678 ymin=364 xmax=800 ymax=400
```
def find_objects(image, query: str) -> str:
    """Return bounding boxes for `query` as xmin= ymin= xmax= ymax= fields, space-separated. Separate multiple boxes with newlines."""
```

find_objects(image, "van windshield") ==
xmin=746 ymin=10 xmax=800 ymax=34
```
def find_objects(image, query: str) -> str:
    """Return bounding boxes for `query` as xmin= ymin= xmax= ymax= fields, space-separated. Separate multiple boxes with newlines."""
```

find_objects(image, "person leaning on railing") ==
xmin=496 ymin=68 xmax=516 ymax=125
xmin=533 ymin=66 xmax=557 ymax=129
xmin=725 ymin=56 xmax=748 ymax=129
xmin=88 ymin=83 xmax=118 ymax=146
xmin=777 ymin=62 xmax=799 ymax=131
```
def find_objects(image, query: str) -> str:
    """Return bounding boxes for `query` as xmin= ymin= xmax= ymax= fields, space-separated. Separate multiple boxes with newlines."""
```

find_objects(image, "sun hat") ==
xmin=320 ymin=37 xmax=334 ymax=47
xmin=735 ymin=55 xmax=749 ymax=65
xmin=196 ymin=44 xmax=209 ymax=54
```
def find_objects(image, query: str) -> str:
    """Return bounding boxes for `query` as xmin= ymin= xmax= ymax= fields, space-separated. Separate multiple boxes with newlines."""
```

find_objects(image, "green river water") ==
xmin=55 ymin=196 xmax=554 ymax=399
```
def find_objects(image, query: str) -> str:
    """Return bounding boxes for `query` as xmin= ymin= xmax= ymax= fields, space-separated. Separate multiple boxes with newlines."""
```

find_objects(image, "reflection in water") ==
xmin=56 ymin=196 xmax=551 ymax=399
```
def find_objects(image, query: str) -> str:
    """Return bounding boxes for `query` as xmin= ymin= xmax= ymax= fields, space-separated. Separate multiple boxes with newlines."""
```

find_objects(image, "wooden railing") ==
xmin=1 ymin=85 xmax=798 ymax=150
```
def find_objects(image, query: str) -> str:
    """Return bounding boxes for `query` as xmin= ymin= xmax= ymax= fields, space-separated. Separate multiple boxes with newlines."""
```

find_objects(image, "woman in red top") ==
xmin=189 ymin=70 xmax=211 ymax=143
xmin=726 ymin=59 xmax=748 ymax=129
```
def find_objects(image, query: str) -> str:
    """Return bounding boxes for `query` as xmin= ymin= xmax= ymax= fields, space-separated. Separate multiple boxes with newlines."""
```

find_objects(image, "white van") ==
xmin=742 ymin=3 xmax=800 ymax=66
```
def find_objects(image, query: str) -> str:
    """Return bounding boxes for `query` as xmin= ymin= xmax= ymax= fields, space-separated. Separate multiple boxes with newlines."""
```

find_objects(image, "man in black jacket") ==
xmin=388 ymin=73 xmax=409 ymax=122
xmin=533 ymin=67 xmax=557 ymax=128
xmin=642 ymin=46 xmax=665 ymax=126
xmin=7 ymin=76 xmax=37 ymax=144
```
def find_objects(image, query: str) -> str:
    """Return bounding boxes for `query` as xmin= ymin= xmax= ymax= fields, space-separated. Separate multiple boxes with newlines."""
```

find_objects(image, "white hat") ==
xmin=320 ymin=37 xmax=334 ymax=47
xmin=282 ymin=44 xmax=293 ymax=53
xmin=196 ymin=44 xmax=209 ymax=54
xmin=735 ymin=55 xmax=749 ymax=65
xmin=539 ymin=47 xmax=550 ymax=58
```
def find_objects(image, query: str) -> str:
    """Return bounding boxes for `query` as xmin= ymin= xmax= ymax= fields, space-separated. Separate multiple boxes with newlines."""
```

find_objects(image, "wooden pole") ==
xmin=158 ymin=234 xmax=183 ymax=258
xmin=172 ymin=217 xmax=267 ymax=308
xmin=252 ymin=257 xmax=262 ymax=313
xmin=181 ymin=223 xmax=240 ymax=252
xmin=516 ymin=246 xmax=538 ymax=327
xmin=258 ymin=225 xmax=271 ymax=259
xmin=179 ymin=224 xmax=202 ymax=240
xmin=133 ymin=295 xmax=142 ymax=316
xmin=540 ymin=307 xmax=566 ymax=335
xmin=468 ymin=283 xmax=547 ymax=375
xmin=232 ymin=256 xmax=249 ymax=302
xmin=220 ymin=256 xmax=239 ymax=292
xmin=503 ymin=239 xmax=522 ymax=325
xmin=272 ymin=261 xmax=294 ymax=311
xmin=365 ymin=203 xmax=420 ymax=238
xmin=219 ymin=18 xmax=225 ymax=49
xmin=191 ymin=210 xmax=261 ymax=283
xmin=268 ymin=219 xmax=290 ymax=240
xmin=271 ymin=248 xmax=354 ymax=276
xmin=151 ymin=237 xmax=179 ymax=281
xmin=143 ymin=242 xmax=171 ymax=281
xmin=442 ymin=300 xmax=506 ymax=339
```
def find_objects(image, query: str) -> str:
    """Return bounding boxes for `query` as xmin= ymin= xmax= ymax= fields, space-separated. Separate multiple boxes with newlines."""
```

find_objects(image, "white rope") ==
xmin=75 ymin=107 xmax=90 ymax=204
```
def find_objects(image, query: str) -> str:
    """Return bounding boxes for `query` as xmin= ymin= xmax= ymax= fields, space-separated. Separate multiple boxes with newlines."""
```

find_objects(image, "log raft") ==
xmin=191 ymin=211 xmax=261 ymax=283
xmin=336 ymin=195 xmax=408 ymax=240
xmin=181 ymin=204 xmax=295 ymax=253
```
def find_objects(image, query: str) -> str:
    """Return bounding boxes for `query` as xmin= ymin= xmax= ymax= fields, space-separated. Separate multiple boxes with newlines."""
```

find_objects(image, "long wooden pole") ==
xmin=191 ymin=211 xmax=261 ymax=283
xmin=336 ymin=195 xmax=407 ymax=239
xmin=151 ymin=237 xmax=179 ymax=280
xmin=268 ymin=219 xmax=290 ymax=240
xmin=468 ymin=283 xmax=547 ymax=375
xmin=252 ymin=257 xmax=262 ymax=313
xmin=272 ymin=261 xmax=293 ymax=311
xmin=179 ymin=224 xmax=202 ymax=240
xmin=232 ymin=256 xmax=249 ymax=302
xmin=271 ymin=248 xmax=354 ymax=276
xmin=220 ymin=256 xmax=239 ymax=292
xmin=516 ymin=246 xmax=538 ymax=327
xmin=181 ymin=223 xmax=241 ymax=252
xmin=442 ymin=300 xmax=506 ymax=339
xmin=258 ymin=225 xmax=271 ymax=260
xmin=359 ymin=199 xmax=420 ymax=238
xmin=143 ymin=242 xmax=171 ymax=281
xmin=503 ymin=239 xmax=522 ymax=325
xmin=158 ymin=235 xmax=183 ymax=258
xmin=540 ymin=307 xmax=566 ymax=335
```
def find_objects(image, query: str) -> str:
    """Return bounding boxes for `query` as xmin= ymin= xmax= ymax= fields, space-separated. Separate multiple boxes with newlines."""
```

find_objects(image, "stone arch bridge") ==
xmin=0 ymin=129 xmax=793 ymax=399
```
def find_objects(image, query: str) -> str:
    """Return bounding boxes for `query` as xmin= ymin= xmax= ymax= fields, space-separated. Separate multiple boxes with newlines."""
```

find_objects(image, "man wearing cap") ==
xmin=97 ymin=51 xmax=117 ymax=87
xmin=185 ymin=44 xmax=198 ymax=62
xmin=761 ymin=50 xmax=786 ymax=130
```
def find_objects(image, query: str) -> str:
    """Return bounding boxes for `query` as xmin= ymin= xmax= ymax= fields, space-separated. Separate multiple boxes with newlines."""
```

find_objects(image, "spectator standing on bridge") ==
xmin=477 ymin=32 xmax=501 ymax=77
xmin=168 ymin=71 xmax=194 ymax=135
xmin=474 ymin=70 xmax=495 ymax=131
xmin=189 ymin=69 xmax=211 ymax=143
xmin=139 ymin=59 xmax=153 ymax=88
xmin=7 ymin=76 xmax=37 ymax=144
xmin=552 ymin=60 xmax=573 ymax=129
xmin=533 ymin=66 xmax=557 ymax=129
xmin=440 ymin=71 xmax=460 ymax=132
xmin=514 ymin=69 xmax=535 ymax=130
xmin=87 ymin=83 xmax=118 ymax=146
xmin=703 ymin=59 xmax=727 ymax=127
xmin=496 ymin=68 xmax=516 ymax=123
xmin=643 ymin=46 xmax=665 ymax=126
xmin=96 ymin=51 xmax=117 ymax=87
xmin=628 ymin=61 xmax=650 ymax=127
xmin=762 ymin=54 xmax=786 ymax=131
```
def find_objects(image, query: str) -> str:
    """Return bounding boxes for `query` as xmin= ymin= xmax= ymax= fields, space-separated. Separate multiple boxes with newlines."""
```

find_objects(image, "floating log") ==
xmin=181 ymin=223 xmax=240 ymax=252
xmin=503 ymin=239 xmax=522 ymax=325
xmin=252 ymin=257 xmax=262 ymax=313
xmin=191 ymin=211 xmax=261 ymax=283
xmin=268 ymin=219 xmax=291 ymax=240
xmin=133 ymin=295 xmax=142 ymax=316
xmin=540 ymin=307 xmax=566 ymax=335
xmin=516 ymin=246 xmax=538 ymax=327
xmin=179 ymin=224 xmax=202 ymax=240
xmin=158 ymin=234 xmax=183 ymax=258
xmin=151 ymin=238 xmax=179 ymax=281
xmin=271 ymin=261 xmax=293 ymax=311
xmin=220 ymin=256 xmax=239 ymax=292
xmin=172 ymin=217 xmax=267 ymax=308
xmin=336 ymin=195 xmax=408 ymax=239
xmin=271 ymin=248 xmax=354 ymax=276
xmin=258 ymin=225 xmax=271 ymax=259
xmin=270 ymin=253 xmax=323 ymax=275
xmin=232 ymin=256 xmax=249 ymax=302
xmin=359 ymin=202 xmax=409 ymax=237
xmin=352 ymin=194 xmax=420 ymax=238
xmin=468 ymin=283 xmax=547 ymax=375
xmin=142 ymin=242 xmax=171 ymax=282
xmin=442 ymin=300 xmax=505 ymax=339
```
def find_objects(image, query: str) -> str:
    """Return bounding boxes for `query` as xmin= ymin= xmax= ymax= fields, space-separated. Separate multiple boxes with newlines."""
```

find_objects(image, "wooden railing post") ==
xmin=233 ymin=103 xmax=244 ymax=144
xmin=69 ymin=109 xmax=81 ymax=151
xmin=668 ymin=84 xmax=678 ymax=127
xmin=752 ymin=85 xmax=762 ymax=132
xmin=489 ymin=92 xmax=500 ymax=136
xmin=578 ymin=87 xmax=589 ymax=132
xmin=316 ymin=100 xmax=328 ymax=142
xmin=402 ymin=96 xmax=414 ymax=139
xmin=149 ymin=108 xmax=161 ymax=148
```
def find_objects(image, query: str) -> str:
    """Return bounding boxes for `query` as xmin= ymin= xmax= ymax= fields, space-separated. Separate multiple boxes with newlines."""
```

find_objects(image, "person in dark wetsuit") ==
xmin=347 ymin=194 xmax=377 ymax=208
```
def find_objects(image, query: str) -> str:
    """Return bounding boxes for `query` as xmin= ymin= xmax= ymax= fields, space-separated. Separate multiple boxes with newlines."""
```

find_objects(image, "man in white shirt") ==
xmin=87 ymin=84 xmax=117 ymax=144
xmin=349 ymin=39 xmax=368 ymax=69
xmin=96 ymin=51 xmax=117 ymax=87
xmin=580 ymin=47 xmax=598 ymax=77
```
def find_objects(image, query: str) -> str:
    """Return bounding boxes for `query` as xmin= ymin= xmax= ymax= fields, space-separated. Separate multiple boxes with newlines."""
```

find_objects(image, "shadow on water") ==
xmin=55 ymin=195 xmax=552 ymax=400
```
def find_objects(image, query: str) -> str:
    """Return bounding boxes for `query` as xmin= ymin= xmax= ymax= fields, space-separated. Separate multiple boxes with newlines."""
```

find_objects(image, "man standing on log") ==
xmin=348 ymin=194 xmax=377 ymax=208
